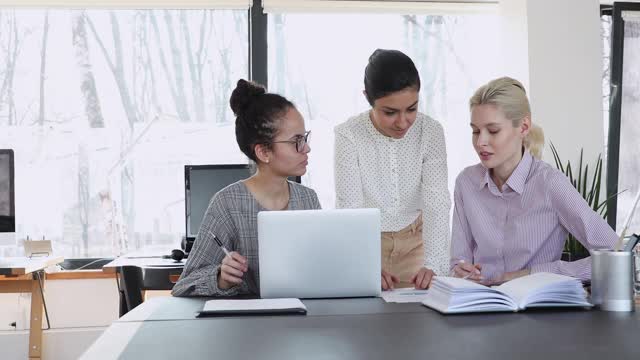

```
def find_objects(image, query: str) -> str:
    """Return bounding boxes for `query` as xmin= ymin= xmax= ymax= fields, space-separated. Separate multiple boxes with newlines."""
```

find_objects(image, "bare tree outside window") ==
xmin=267 ymin=13 xmax=502 ymax=209
xmin=0 ymin=9 xmax=248 ymax=258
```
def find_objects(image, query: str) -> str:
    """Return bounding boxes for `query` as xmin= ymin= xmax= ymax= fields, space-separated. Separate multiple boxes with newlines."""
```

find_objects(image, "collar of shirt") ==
xmin=364 ymin=110 xmax=412 ymax=143
xmin=479 ymin=150 xmax=533 ymax=196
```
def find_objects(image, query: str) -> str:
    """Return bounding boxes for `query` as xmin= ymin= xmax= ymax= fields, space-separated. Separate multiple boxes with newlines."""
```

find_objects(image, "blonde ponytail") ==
xmin=524 ymin=124 xmax=544 ymax=159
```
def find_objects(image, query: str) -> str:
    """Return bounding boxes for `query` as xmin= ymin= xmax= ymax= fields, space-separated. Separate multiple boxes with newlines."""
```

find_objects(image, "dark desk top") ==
xmin=118 ymin=296 xmax=426 ymax=322
xmin=83 ymin=296 xmax=640 ymax=360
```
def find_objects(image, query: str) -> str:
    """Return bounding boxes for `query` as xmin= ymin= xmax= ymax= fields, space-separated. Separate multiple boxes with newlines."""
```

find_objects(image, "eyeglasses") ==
xmin=271 ymin=131 xmax=310 ymax=153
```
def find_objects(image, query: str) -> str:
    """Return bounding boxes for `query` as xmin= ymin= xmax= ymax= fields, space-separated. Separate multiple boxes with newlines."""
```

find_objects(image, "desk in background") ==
xmin=0 ymin=256 xmax=63 ymax=360
xmin=82 ymin=296 xmax=640 ymax=360
xmin=102 ymin=246 xmax=185 ymax=275
xmin=102 ymin=247 xmax=184 ymax=316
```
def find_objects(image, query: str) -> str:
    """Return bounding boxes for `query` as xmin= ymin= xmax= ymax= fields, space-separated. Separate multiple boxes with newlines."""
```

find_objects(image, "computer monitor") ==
xmin=185 ymin=164 xmax=252 ymax=242
xmin=0 ymin=149 xmax=15 ymax=245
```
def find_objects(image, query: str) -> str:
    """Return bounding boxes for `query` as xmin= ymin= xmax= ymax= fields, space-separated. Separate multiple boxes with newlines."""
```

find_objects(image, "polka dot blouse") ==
xmin=334 ymin=111 xmax=451 ymax=275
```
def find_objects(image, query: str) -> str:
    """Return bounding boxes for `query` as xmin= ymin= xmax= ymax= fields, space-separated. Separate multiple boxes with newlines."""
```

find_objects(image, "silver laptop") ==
xmin=258 ymin=208 xmax=381 ymax=299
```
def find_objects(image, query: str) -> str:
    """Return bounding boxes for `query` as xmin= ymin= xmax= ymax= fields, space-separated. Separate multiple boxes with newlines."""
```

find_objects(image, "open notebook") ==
xmin=197 ymin=298 xmax=307 ymax=317
xmin=422 ymin=272 xmax=592 ymax=314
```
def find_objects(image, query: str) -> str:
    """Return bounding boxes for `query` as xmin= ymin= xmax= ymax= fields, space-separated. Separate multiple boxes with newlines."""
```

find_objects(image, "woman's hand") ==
xmin=381 ymin=270 xmax=399 ymax=290
xmin=218 ymin=251 xmax=248 ymax=290
xmin=452 ymin=260 xmax=483 ymax=281
xmin=411 ymin=267 xmax=435 ymax=289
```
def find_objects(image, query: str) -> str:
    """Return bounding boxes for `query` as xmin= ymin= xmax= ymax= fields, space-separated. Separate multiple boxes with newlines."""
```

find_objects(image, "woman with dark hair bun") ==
xmin=334 ymin=49 xmax=450 ymax=290
xmin=173 ymin=79 xmax=321 ymax=297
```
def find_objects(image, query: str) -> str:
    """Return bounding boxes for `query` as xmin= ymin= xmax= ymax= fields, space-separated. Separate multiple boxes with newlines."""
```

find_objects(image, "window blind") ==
xmin=262 ymin=0 xmax=497 ymax=14
xmin=0 ymin=0 xmax=252 ymax=9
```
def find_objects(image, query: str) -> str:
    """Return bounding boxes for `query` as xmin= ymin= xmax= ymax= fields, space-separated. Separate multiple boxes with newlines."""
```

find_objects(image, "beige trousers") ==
xmin=381 ymin=216 xmax=424 ymax=288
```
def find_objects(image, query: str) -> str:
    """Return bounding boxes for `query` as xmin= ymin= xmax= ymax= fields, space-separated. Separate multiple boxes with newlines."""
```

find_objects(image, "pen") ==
xmin=213 ymin=235 xmax=231 ymax=257
xmin=458 ymin=260 xmax=479 ymax=280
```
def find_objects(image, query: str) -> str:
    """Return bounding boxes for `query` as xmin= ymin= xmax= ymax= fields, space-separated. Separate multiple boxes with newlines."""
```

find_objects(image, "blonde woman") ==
xmin=450 ymin=77 xmax=617 ymax=284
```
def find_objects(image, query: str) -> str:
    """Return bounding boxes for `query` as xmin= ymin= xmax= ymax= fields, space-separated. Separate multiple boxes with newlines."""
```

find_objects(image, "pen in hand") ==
xmin=213 ymin=234 xmax=247 ymax=289
xmin=458 ymin=260 xmax=482 ymax=280
xmin=213 ymin=234 xmax=247 ymax=271
xmin=213 ymin=235 xmax=231 ymax=257
xmin=459 ymin=260 xmax=473 ymax=279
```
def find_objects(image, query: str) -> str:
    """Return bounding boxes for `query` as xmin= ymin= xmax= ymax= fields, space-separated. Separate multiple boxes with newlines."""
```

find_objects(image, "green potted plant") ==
xmin=549 ymin=143 xmax=620 ymax=261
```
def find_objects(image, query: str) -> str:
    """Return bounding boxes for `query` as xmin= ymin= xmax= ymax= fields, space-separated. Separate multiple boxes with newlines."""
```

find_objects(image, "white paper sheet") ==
xmin=202 ymin=298 xmax=306 ymax=312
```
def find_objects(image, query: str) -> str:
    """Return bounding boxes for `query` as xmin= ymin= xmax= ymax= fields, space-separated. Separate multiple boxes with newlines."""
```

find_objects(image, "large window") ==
xmin=0 ymin=9 xmax=248 ymax=257
xmin=267 ymin=12 xmax=502 ymax=209
xmin=0 ymin=2 xmax=505 ymax=258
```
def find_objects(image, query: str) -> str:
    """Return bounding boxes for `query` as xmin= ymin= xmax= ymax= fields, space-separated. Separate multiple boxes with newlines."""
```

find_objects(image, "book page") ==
xmin=495 ymin=273 xmax=587 ymax=309
xmin=202 ymin=298 xmax=306 ymax=313
xmin=381 ymin=288 xmax=429 ymax=303
xmin=422 ymin=277 xmax=517 ymax=313
xmin=432 ymin=276 xmax=492 ymax=290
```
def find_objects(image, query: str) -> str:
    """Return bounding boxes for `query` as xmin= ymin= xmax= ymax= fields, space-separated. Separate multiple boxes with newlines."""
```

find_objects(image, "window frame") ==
xmin=605 ymin=2 xmax=640 ymax=230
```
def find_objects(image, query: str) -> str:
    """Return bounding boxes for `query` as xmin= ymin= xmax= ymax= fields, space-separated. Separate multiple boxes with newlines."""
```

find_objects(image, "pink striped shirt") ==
xmin=450 ymin=151 xmax=618 ymax=281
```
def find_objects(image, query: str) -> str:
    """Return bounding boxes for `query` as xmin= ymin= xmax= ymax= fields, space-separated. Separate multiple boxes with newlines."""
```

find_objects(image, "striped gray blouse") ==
xmin=172 ymin=180 xmax=321 ymax=297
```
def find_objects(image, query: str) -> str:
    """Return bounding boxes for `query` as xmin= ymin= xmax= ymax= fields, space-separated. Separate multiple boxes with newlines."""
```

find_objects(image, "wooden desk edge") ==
xmin=47 ymin=271 xmax=117 ymax=280
xmin=102 ymin=265 xmax=118 ymax=274
xmin=1 ymin=271 xmax=117 ymax=281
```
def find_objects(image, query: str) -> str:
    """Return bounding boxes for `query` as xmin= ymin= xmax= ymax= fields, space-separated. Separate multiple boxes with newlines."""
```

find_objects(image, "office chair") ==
xmin=118 ymin=265 xmax=183 ymax=316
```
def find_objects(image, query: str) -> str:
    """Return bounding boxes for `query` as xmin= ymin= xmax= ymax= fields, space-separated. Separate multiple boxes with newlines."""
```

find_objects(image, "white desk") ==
xmin=0 ymin=256 xmax=63 ymax=360
xmin=102 ymin=246 xmax=183 ymax=274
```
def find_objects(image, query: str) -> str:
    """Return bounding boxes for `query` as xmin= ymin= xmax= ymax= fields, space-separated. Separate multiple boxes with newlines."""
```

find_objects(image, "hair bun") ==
xmin=230 ymin=79 xmax=266 ymax=116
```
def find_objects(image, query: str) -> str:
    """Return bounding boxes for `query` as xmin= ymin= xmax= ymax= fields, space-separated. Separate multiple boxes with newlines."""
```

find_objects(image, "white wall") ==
xmin=499 ymin=0 xmax=530 ymax=88
xmin=500 ymin=0 xmax=606 ymax=170
xmin=0 ymin=278 xmax=119 ymax=359
xmin=528 ymin=0 xmax=604 ymax=164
